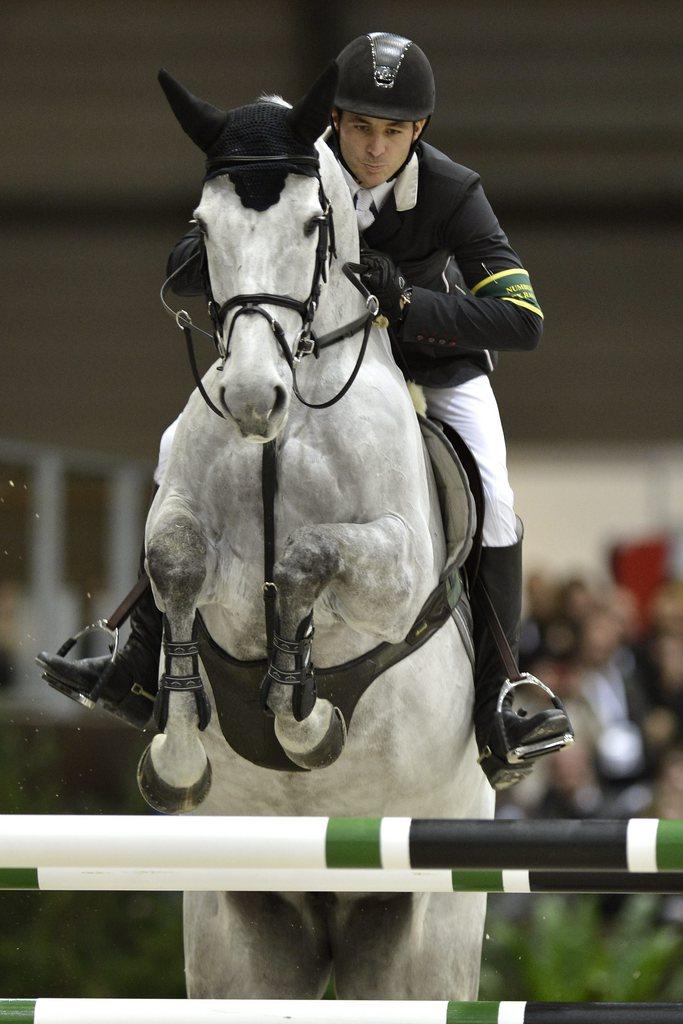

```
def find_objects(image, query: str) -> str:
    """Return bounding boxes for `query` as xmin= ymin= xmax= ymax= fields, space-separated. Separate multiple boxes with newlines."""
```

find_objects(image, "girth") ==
xmin=196 ymin=568 xmax=466 ymax=772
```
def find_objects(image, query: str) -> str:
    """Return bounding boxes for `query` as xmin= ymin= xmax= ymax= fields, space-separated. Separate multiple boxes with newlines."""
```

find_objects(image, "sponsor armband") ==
xmin=471 ymin=268 xmax=543 ymax=318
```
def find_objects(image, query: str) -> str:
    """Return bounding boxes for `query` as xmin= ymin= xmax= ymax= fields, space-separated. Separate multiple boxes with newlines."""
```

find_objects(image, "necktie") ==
xmin=354 ymin=188 xmax=378 ymax=231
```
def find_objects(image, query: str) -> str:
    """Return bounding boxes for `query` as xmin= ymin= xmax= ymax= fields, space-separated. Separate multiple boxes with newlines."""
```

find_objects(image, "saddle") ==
xmin=198 ymin=415 xmax=480 ymax=772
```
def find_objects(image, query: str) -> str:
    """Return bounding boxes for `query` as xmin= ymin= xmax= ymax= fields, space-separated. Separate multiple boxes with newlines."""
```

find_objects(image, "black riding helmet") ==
xmin=334 ymin=32 xmax=435 ymax=123
xmin=331 ymin=32 xmax=434 ymax=182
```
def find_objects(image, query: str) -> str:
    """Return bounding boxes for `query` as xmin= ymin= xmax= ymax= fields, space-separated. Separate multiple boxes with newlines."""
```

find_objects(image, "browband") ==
xmin=206 ymin=154 xmax=320 ymax=167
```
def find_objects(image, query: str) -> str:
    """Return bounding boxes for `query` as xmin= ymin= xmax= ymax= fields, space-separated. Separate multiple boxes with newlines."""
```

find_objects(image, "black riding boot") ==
xmin=472 ymin=529 xmax=573 ymax=790
xmin=38 ymin=578 xmax=161 ymax=730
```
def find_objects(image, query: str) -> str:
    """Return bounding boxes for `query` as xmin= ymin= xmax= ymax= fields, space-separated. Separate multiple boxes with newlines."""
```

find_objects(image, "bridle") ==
xmin=160 ymin=152 xmax=380 ymax=415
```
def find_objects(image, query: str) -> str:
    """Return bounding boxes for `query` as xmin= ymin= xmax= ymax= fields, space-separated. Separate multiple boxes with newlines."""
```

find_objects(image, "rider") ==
xmin=39 ymin=32 xmax=572 ymax=789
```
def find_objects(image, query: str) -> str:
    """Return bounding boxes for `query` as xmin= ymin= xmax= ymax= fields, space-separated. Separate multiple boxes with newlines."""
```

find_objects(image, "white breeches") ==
xmin=154 ymin=418 xmax=179 ymax=486
xmin=422 ymin=375 xmax=517 ymax=547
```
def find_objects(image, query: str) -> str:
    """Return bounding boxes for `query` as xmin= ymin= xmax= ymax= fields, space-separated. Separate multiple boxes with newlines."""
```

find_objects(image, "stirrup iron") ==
xmin=36 ymin=619 xmax=119 ymax=709
xmin=494 ymin=673 xmax=574 ymax=765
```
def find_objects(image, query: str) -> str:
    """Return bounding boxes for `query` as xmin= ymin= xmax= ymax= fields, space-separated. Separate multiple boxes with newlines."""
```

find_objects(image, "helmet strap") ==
xmin=328 ymin=117 xmax=363 ymax=184
xmin=387 ymin=116 xmax=430 ymax=181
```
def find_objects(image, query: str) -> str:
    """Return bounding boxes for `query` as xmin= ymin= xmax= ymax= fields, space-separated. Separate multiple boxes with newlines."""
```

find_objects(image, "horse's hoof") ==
xmin=136 ymin=745 xmax=212 ymax=814
xmin=280 ymin=706 xmax=347 ymax=770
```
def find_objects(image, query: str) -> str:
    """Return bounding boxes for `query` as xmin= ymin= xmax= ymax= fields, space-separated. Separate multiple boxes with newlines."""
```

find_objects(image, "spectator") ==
xmin=520 ymin=572 xmax=579 ymax=668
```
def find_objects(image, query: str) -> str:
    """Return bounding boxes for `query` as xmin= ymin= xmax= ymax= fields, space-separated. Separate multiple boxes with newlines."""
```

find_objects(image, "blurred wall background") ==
xmin=1 ymin=0 xmax=682 ymax=684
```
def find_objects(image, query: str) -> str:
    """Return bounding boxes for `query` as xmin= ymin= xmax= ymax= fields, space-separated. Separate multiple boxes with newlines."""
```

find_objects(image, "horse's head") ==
xmin=160 ymin=64 xmax=354 ymax=441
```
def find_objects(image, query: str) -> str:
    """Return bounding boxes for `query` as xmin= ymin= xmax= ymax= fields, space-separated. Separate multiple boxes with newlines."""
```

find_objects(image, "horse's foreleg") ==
xmin=266 ymin=515 xmax=424 ymax=770
xmin=137 ymin=511 xmax=212 ymax=814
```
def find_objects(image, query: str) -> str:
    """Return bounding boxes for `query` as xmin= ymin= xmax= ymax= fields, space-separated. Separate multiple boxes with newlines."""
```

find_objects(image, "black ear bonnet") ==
xmin=159 ymin=64 xmax=338 ymax=212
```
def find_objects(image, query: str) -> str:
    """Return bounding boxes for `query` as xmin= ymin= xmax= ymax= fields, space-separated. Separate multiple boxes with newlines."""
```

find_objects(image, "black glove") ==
xmin=359 ymin=249 xmax=407 ymax=323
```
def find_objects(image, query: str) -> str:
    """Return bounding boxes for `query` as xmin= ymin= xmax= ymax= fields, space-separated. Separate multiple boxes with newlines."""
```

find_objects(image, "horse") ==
xmin=140 ymin=63 xmax=494 ymax=1001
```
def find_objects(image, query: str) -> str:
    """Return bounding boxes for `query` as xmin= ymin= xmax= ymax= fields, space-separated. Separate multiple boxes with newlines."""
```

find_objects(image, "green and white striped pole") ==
xmin=1 ymin=816 xmax=682 ymax=872
xmin=1 ymin=999 xmax=682 ymax=1023
xmin=1 ymin=866 xmax=682 ymax=893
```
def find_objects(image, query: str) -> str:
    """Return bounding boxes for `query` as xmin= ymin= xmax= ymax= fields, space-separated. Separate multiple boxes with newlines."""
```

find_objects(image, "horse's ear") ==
xmin=286 ymin=62 xmax=339 ymax=145
xmin=158 ymin=68 xmax=226 ymax=152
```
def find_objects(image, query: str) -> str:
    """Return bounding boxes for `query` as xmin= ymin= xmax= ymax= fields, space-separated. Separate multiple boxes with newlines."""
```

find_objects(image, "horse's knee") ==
xmin=275 ymin=526 xmax=343 ymax=603
xmin=147 ymin=517 xmax=207 ymax=608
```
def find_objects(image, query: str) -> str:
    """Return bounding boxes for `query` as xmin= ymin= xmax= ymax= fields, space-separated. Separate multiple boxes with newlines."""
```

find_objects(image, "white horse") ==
xmin=142 ymin=65 xmax=494 ymax=1000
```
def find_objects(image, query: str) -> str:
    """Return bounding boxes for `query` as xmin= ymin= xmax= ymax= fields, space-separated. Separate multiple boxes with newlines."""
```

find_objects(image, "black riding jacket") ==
xmin=167 ymin=139 xmax=543 ymax=388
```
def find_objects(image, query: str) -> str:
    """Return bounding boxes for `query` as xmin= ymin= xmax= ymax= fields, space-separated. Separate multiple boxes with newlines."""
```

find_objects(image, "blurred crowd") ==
xmin=500 ymin=574 xmax=683 ymax=823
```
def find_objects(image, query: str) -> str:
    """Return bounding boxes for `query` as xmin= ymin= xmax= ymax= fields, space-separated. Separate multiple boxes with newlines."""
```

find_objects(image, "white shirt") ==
xmin=340 ymin=164 xmax=395 ymax=230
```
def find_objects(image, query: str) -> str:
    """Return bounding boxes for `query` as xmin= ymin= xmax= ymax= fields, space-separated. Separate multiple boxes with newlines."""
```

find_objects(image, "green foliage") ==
xmin=0 ymin=891 xmax=185 ymax=997
xmin=0 ymin=721 xmax=185 ymax=996
xmin=480 ymin=893 xmax=683 ymax=1001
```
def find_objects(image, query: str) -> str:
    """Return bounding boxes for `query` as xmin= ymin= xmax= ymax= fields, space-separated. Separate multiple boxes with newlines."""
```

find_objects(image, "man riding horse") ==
xmin=39 ymin=32 xmax=572 ymax=790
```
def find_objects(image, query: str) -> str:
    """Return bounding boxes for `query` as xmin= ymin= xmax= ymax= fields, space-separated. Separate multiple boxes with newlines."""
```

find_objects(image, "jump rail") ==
xmin=2 ymin=866 xmax=683 ymax=893
xmin=1 ymin=815 xmax=681 ymax=872
xmin=2 ymin=999 xmax=682 ymax=1023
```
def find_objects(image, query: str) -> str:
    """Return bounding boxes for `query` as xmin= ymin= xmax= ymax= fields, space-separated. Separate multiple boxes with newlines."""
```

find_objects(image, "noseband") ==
xmin=160 ymin=152 xmax=380 ymax=415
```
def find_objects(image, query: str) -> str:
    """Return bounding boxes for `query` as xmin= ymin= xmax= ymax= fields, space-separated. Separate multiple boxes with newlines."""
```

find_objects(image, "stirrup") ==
xmin=36 ymin=619 xmax=119 ymax=709
xmin=493 ymin=673 xmax=574 ymax=765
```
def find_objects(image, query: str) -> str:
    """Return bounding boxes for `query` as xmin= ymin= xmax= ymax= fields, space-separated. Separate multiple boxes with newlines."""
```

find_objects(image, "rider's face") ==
xmin=332 ymin=110 xmax=425 ymax=188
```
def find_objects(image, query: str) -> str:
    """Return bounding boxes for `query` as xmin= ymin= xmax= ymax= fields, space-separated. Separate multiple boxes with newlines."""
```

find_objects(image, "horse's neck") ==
xmin=316 ymin=246 xmax=364 ymax=334
xmin=295 ymin=235 xmax=396 ymax=388
xmin=309 ymin=163 xmax=367 ymax=341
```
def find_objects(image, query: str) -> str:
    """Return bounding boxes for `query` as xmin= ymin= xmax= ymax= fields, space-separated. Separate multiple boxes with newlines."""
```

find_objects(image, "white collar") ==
xmin=340 ymin=164 xmax=394 ymax=211
xmin=338 ymin=153 xmax=419 ymax=213
xmin=393 ymin=152 xmax=419 ymax=211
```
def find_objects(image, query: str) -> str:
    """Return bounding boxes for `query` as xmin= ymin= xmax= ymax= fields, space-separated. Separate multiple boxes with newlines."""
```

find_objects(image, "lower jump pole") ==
xmin=0 ymin=816 xmax=681 ymax=872
xmin=3 ymin=1001 xmax=683 ymax=1024
xmin=2 ymin=866 xmax=682 ymax=893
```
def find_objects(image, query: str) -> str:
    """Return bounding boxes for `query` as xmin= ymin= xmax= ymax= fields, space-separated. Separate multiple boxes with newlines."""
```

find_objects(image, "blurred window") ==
xmin=0 ymin=463 xmax=30 ymax=584
xmin=64 ymin=471 xmax=107 ymax=596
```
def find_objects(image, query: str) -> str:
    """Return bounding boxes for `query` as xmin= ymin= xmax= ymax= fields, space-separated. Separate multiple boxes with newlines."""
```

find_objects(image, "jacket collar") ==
xmin=393 ymin=152 xmax=419 ymax=211
xmin=338 ymin=151 xmax=419 ymax=213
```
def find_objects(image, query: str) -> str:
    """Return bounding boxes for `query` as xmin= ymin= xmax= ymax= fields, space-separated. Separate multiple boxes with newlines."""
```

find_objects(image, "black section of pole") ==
xmin=529 ymin=871 xmax=683 ymax=893
xmin=525 ymin=1004 xmax=683 ymax=1023
xmin=409 ymin=819 xmax=630 ymax=870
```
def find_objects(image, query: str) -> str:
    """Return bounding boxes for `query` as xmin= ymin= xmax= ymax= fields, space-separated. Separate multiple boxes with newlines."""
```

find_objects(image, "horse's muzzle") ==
xmin=220 ymin=383 xmax=289 ymax=439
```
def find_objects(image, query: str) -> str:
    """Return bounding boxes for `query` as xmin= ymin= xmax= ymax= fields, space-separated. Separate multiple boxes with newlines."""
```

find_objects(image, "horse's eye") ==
xmin=304 ymin=216 xmax=321 ymax=237
xmin=191 ymin=217 xmax=208 ymax=238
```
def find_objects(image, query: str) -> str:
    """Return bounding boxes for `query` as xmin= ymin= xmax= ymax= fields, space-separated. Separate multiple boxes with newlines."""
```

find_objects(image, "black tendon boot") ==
xmin=472 ymin=525 xmax=573 ymax=790
xmin=38 ymin=578 xmax=161 ymax=730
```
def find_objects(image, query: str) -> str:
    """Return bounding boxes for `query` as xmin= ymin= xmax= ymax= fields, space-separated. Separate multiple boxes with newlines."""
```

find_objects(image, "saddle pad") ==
xmin=418 ymin=414 xmax=476 ymax=578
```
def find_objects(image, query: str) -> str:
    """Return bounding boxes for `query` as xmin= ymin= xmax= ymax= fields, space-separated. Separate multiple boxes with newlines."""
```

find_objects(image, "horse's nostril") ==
xmin=270 ymin=385 xmax=288 ymax=420
xmin=219 ymin=386 xmax=230 ymax=413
